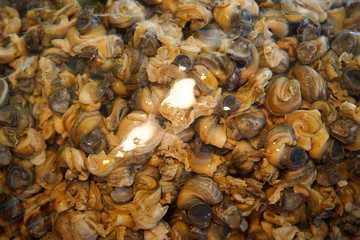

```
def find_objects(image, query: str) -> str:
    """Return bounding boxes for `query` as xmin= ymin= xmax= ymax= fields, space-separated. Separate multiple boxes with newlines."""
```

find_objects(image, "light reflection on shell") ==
xmin=0 ymin=0 xmax=359 ymax=239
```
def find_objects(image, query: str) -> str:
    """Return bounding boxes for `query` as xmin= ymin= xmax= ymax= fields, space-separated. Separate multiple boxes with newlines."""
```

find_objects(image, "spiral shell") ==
xmin=265 ymin=76 xmax=302 ymax=116
xmin=285 ymin=110 xmax=323 ymax=151
xmin=197 ymin=115 xmax=227 ymax=148
xmin=177 ymin=175 xmax=223 ymax=210
xmin=175 ymin=3 xmax=212 ymax=30
xmin=213 ymin=1 xmax=254 ymax=36
xmin=0 ymin=0 xmax=359 ymax=238
xmin=177 ymin=175 xmax=223 ymax=228
xmin=107 ymin=0 xmax=145 ymax=28
xmin=291 ymin=63 xmax=327 ymax=103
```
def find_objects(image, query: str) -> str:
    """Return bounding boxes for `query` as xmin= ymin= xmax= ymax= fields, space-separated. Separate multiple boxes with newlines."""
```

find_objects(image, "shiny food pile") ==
xmin=0 ymin=0 xmax=360 ymax=239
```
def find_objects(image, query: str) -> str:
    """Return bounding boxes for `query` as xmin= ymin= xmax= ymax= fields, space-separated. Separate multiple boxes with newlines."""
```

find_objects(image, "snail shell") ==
xmin=177 ymin=175 xmax=223 ymax=210
xmin=197 ymin=115 xmax=227 ymax=148
xmin=175 ymin=3 xmax=212 ymax=30
xmin=213 ymin=1 xmax=254 ymax=36
xmin=107 ymin=0 xmax=145 ymax=28
xmin=265 ymin=76 xmax=302 ymax=116
xmin=226 ymin=108 xmax=266 ymax=141
xmin=291 ymin=63 xmax=327 ymax=103
xmin=177 ymin=175 xmax=223 ymax=228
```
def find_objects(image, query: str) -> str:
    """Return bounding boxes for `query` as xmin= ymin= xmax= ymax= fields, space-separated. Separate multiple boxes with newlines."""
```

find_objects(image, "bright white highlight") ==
xmin=102 ymin=159 xmax=110 ymax=164
xmin=115 ymin=120 xmax=156 ymax=157
xmin=161 ymin=78 xmax=196 ymax=109
xmin=179 ymin=65 xmax=187 ymax=71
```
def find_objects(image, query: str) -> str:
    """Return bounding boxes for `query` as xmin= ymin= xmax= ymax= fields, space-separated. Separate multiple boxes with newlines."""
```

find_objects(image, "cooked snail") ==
xmin=266 ymin=124 xmax=308 ymax=170
xmin=111 ymin=186 xmax=134 ymax=204
xmin=133 ymin=20 xmax=163 ymax=57
xmin=297 ymin=18 xmax=321 ymax=42
xmin=13 ymin=128 xmax=46 ymax=165
xmin=226 ymin=107 xmax=266 ymax=142
xmin=102 ymin=98 xmax=129 ymax=131
xmin=291 ymin=63 xmax=327 ymax=103
xmin=79 ymin=80 xmax=114 ymax=111
xmin=24 ymin=204 xmax=52 ymax=238
xmin=0 ymin=194 xmax=24 ymax=238
xmin=114 ymin=48 xmax=148 ymax=93
xmin=197 ymin=115 xmax=226 ymax=148
xmin=76 ymin=9 xmax=101 ymax=34
xmin=213 ymin=198 xmax=248 ymax=231
xmin=177 ymin=175 xmax=223 ymax=228
xmin=265 ymin=76 xmax=302 ymax=116
xmin=261 ymin=38 xmax=289 ymax=73
xmin=35 ymin=150 xmax=63 ymax=189
xmin=310 ymin=101 xmax=337 ymax=126
xmin=0 ymin=105 xmax=34 ymax=133
xmin=330 ymin=31 xmax=360 ymax=56
xmin=86 ymin=150 xmax=115 ymax=177
xmin=330 ymin=119 xmax=358 ymax=145
xmin=285 ymin=109 xmax=324 ymax=151
xmin=60 ymin=147 xmax=89 ymax=181
xmin=297 ymin=36 xmax=329 ymax=64
xmin=189 ymin=137 xmax=223 ymax=177
xmin=107 ymin=0 xmax=145 ymax=29
xmin=47 ymin=88 xmax=71 ymax=115
xmin=340 ymin=68 xmax=360 ymax=96
xmin=175 ymin=2 xmax=212 ymax=30
xmin=214 ymin=1 xmax=254 ymax=36
xmin=113 ymin=111 xmax=164 ymax=158
xmin=0 ymin=0 xmax=359 ymax=238
xmin=7 ymin=159 xmax=34 ymax=190
xmin=226 ymin=37 xmax=259 ymax=82
xmin=232 ymin=140 xmax=262 ymax=175
xmin=281 ymin=160 xmax=317 ymax=187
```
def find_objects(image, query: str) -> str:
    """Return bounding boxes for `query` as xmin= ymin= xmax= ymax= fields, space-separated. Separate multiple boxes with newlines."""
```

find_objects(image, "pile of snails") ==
xmin=0 ymin=0 xmax=360 ymax=239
